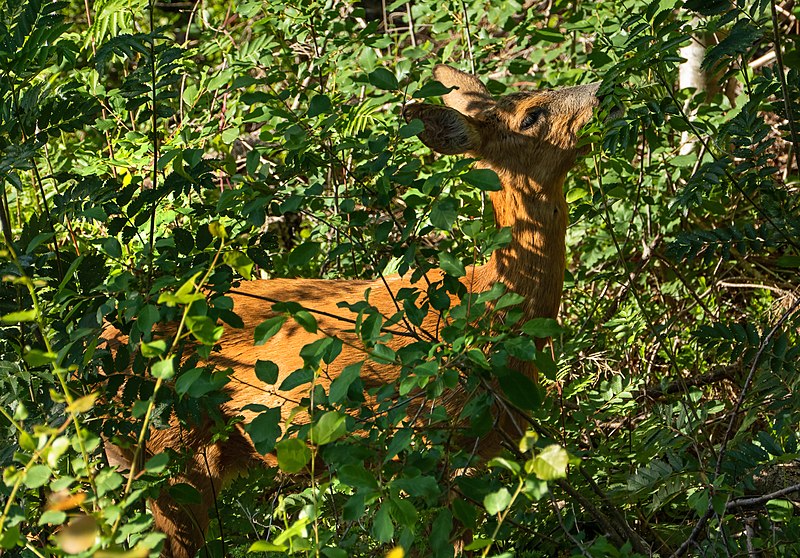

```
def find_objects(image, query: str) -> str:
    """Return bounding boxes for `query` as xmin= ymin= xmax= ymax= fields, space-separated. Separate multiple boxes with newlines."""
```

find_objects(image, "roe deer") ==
xmin=104 ymin=64 xmax=600 ymax=558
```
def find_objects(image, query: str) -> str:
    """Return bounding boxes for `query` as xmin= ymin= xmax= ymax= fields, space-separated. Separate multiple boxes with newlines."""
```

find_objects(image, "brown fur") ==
xmin=104 ymin=65 xmax=599 ymax=557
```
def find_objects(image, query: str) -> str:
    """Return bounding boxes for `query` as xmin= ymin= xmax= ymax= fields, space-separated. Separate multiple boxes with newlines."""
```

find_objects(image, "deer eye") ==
xmin=520 ymin=108 xmax=545 ymax=131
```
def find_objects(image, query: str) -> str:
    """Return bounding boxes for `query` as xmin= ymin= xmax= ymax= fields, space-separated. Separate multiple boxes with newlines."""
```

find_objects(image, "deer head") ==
xmin=403 ymin=64 xmax=599 ymax=189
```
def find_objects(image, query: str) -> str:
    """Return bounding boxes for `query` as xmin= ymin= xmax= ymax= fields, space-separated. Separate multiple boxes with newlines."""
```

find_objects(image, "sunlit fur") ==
xmin=103 ymin=65 xmax=599 ymax=558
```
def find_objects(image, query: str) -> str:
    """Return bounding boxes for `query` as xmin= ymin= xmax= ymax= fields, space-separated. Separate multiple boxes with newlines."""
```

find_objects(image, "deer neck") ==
xmin=472 ymin=164 xmax=569 ymax=320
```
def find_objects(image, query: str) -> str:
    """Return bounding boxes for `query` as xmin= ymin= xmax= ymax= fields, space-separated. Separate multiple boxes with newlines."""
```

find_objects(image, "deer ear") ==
xmin=433 ymin=64 xmax=493 ymax=117
xmin=403 ymin=103 xmax=481 ymax=155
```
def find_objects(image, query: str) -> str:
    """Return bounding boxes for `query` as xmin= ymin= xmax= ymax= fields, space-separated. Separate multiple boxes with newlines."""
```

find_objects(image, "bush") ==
xmin=1 ymin=0 xmax=799 ymax=556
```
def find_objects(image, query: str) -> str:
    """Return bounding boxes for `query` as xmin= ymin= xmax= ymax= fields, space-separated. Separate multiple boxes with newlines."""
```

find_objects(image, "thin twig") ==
xmin=771 ymin=0 xmax=800 ymax=175
xmin=727 ymin=482 xmax=800 ymax=511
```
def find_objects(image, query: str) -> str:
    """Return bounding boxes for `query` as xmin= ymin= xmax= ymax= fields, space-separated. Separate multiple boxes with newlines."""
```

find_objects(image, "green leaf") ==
xmin=521 ymin=318 xmax=563 ymax=338
xmin=684 ymin=0 xmax=731 ymax=16
xmin=158 ymin=272 xmax=204 ymax=307
xmin=276 ymin=438 xmax=311 ymax=473
xmin=169 ymin=483 xmax=202 ymax=505
xmin=566 ymin=187 xmax=587 ymax=203
xmin=368 ymin=67 xmax=399 ymax=90
xmin=0 ymin=525 xmax=21 ymax=550
xmin=484 ymin=488 xmax=512 ymax=515
xmin=777 ymin=256 xmax=800 ymax=268
xmin=255 ymin=360 xmax=279 ymax=384
xmin=462 ymin=168 xmax=502 ymax=191
xmin=288 ymin=241 xmax=320 ymax=268
xmin=186 ymin=315 xmax=224 ymax=345
xmin=766 ymin=499 xmax=794 ymax=522
xmin=370 ymin=343 xmax=396 ymax=364
xmin=24 ymin=349 xmax=56 ymax=367
xmin=224 ymin=250 xmax=254 ymax=280
xmin=151 ymin=358 xmax=175 ymax=380
xmin=308 ymin=94 xmax=332 ymax=117
xmin=249 ymin=541 xmax=288 ymax=552
xmin=38 ymin=510 xmax=66 ymax=526
xmin=208 ymin=221 xmax=227 ymax=239
xmin=24 ymin=465 xmax=51 ymax=488
xmin=412 ymin=80 xmax=454 ymax=98
xmin=254 ymin=316 xmax=287 ymax=345
xmin=498 ymin=371 xmax=542 ymax=410
xmin=399 ymin=119 xmax=424 ymax=138
xmin=102 ymin=237 xmax=122 ymax=258
xmin=279 ymin=368 xmax=314 ymax=391
xmin=533 ymin=28 xmax=564 ymax=43
xmin=430 ymin=197 xmax=458 ymax=230
xmin=245 ymin=407 xmax=282 ymax=455
xmin=495 ymin=292 xmax=525 ymax=310
xmin=533 ymin=350 xmax=558 ymax=381
xmin=530 ymin=444 xmax=569 ymax=480
xmin=329 ymin=362 xmax=362 ymax=403
xmin=439 ymin=252 xmax=466 ymax=277
xmin=293 ymin=310 xmax=318 ymax=334
xmin=487 ymin=457 xmax=521 ymax=475
xmin=140 ymin=339 xmax=167 ymax=358
xmin=339 ymin=463 xmax=379 ymax=490
xmin=464 ymin=538 xmax=493 ymax=551
xmin=372 ymin=503 xmax=394 ymax=542
xmin=95 ymin=468 xmax=123 ymax=497
xmin=67 ymin=394 xmax=97 ymax=414
xmin=19 ymin=431 xmax=35 ymax=452
xmin=145 ymin=453 xmax=170 ymax=473
xmin=389 ymin=495 xmax=418 ymax=528
xmin=309 ymin=411 xmax=346 ymax=445
xmin=1 ymin=310 xmax=36 ymax=323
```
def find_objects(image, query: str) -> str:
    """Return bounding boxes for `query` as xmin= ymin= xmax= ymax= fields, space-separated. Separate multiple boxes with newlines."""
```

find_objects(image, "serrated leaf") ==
xmin=372 ymin=503 xmax=394 ymax=542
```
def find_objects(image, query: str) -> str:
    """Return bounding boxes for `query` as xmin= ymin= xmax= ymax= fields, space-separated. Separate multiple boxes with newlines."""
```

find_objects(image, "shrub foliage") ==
xmin=1 ymin=0 xmax=799 ymax=556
